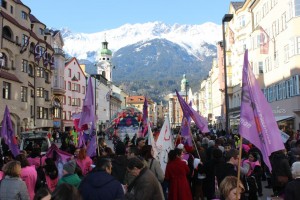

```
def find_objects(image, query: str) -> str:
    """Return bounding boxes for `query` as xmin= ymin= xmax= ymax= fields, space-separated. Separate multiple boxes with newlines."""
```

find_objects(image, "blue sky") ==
xmin=22 ymin=0 xmax=235 ymax=33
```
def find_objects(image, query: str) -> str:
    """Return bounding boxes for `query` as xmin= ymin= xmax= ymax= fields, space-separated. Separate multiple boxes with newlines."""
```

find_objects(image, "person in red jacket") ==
xmin=165 ymin=148 xmax=192 ymax=200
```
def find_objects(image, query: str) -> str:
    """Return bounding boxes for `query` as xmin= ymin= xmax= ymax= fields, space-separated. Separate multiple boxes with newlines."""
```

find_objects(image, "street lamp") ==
xmin=222 ymin=14 xmax=233 ymax=134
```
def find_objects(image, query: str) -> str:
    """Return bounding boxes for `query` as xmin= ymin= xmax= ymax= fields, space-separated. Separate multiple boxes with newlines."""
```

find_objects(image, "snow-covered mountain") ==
xmin=61 ymin=21 xmax=222 ymax=61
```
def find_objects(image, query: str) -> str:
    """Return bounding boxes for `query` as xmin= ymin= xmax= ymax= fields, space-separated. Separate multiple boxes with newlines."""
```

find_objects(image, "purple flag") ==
xmin=176 ymin=90 xmax=209 ymax=133
xmin=142 ymin=97 xmax=148 ymax=137
xmin=77 ymin=132 xmax=86 ymax=148
xmin=86 ymin=124 xmax=97 ymax=157
xmin=45 ymin=144 xmax=72 ymax=164
xmin=180 ymin=116 xmax=192 ymax=146
xmin=0 ymin=106 xmax=20 ymax=157
xmin=180 ymin=101 xmax=192 ymax=146
xmin=239 ymin=50 xmax=284 ymax=171
xmin=79 ymin=76 xmax=95 ymax=127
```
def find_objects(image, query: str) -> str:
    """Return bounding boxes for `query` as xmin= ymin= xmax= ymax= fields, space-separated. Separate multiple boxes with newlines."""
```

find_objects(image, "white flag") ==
xmin=156 ymin=116 xmax=174 ymax=173
xmin=147 ymin=123 xmax=158 ymax=158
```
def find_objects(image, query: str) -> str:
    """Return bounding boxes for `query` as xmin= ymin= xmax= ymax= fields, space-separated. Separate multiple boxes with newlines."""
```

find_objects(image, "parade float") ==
xmin=105 ymin=106 xmax=144 ymax=140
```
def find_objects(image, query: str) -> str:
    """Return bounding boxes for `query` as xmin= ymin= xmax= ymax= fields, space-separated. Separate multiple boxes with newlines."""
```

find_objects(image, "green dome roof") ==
xmin=101 ymin=48 xmax=112 ymax=55
xmin=181 ymin=74 xmax=188 ymax=84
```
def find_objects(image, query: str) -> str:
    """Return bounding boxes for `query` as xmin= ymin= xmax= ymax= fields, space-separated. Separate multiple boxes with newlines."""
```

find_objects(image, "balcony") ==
xmin=54 ymin=48 xmax=65 ymax=56
xmin=52 ymin=87 xmax=66 ymax=95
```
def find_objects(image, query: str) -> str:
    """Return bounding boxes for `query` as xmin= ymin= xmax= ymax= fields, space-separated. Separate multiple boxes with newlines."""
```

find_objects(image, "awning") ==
xmin=275 ymin=115 xmax=294 ymax=122
xmin=230 ymin=114 xmax=240 ymax=119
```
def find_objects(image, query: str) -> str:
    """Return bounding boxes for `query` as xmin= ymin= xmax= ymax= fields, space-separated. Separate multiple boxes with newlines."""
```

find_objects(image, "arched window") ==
xmin=29 ymin=42 xmax=35 ymax=53
xmin=2 ymin=26 xmax=13 ymax=40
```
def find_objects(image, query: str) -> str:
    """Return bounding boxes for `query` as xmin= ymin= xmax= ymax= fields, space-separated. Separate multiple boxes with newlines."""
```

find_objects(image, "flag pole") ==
xmin=190 ymin=132 xmax=200 ymax=159
xmin=236 ymin=135 xmax=243 ymax=200
xmin=178 ymin=124 xmax=200 ymax=159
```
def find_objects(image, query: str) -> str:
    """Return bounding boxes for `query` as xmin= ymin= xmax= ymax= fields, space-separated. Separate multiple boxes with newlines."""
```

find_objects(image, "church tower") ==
xmin=97 ymin=34 xmax=113 ymax=82
xmin=181 ymin=74 xmax=189 ymax=93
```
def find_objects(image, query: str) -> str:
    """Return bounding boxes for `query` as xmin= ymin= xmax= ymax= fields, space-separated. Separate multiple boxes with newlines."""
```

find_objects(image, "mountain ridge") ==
xmin=61 ymin=21 xmax=222 ymax=102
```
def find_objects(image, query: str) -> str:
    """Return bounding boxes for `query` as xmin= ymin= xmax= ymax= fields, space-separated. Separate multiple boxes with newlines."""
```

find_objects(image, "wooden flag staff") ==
xmin=236 ymin=135 xmax=243 ymax=200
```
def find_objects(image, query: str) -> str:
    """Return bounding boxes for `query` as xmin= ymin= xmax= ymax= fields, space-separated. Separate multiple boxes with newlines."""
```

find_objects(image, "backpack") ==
xmin=35 ymin=157 xmax=47 ymax=192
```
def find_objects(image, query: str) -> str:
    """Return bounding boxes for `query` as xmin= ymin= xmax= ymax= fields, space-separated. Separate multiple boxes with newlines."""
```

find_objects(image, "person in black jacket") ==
xmin=285 ymin=161 xmax=300 ymax=200
xmin=271 ymin=150 xmax=292 ymax=197
xmin=79 ymin=158 xmax=124 ymax=200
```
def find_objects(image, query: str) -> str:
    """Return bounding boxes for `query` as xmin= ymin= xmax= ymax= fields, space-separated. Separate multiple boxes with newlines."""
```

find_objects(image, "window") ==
xmin=3 ymin=81 xmax=11 ymax=99
xmin=72 ymin=83 xmax=80 ymax=92
xmin=68 ymin=69 xmax=71 ymax=77
xmin=293 ymin=75 xmax=300 ymax=95
xmin=63 ymin=111 xmax=66 ymax=120
xmin=30 ymin=105 xmax=34 ymax=117
xmin=296 ymin=0 xmax=300 ymax=16
xmin=286 ymin=81 xmax=290 ymax=98
xmin=39 ymin=28 xmax=44 ymax=35
xmin=265 ymin=57 xmax=271 ymax=72
xmin=28 ymin=64 xmax=34 ymax=76
xmin=289 ymin=78 xmax=294 ymax=97
xmin=68 ymin=96 xmax=71 ymax=105
xmin=45 ymin=72 xmax=50 ymax=83
xmin=21 ymin=11 xmax=28 ymax=20
xmin=259 ymin=62 xmax=264 ymax=74
xmin=54 ymin=76 xmax=58 ymax=87
xmin=72 ymin=98 xmax=77 ymax=106
xmin=36 ymin=87 xmax=44 ymax=98
xmin=31 ymin=89 xmax=34 ymax=97
xmin=37 ymin=107 xmax=43 ymax=119
xmin=1 ymin=0 xmax=7 ymax=9
xmin=78 ymin=72 xmax=80 ymax=80
xmin=22 ymin=59 xmax=28 ymax=72
xmin=63 ymin=96 xmax=66 ymax=105
xmin=22 ymin=34 xmax=29 ymax=47
xmin=281 ymin=12 xmax=287 ymax=31
xmin=82 ymin=86 xmax=85 ymax=94
xmin=21 ymin=86 xmax=28 ymax=102
xmin=44 ymin=108 xmax=48 ymax=119
xmin=238 ymin=15 xmax=246 ymax=28
xmin=284 ymin=45 xmax=289 ymax=63
xmin=36 ymin=67 xmax=44 ymax=77
xmin=0 ymin=52 xmax=7 ymax=68
xmin=297 ymin=37 xmax=300 ymax=54
xmin=68 ymin=111 xmax=71 ymax=120
xmin=68 ymin=82 xmax=71 ymax=90
xmin=10 ymin=5 xmax=13 ymax=14
xmin=282 ymin=82 xmax=287 ymax=99
xmin=54 ymin=107 xmax=61 ymax=118
xmin=44 ymin=90 xmax=49 ymax=101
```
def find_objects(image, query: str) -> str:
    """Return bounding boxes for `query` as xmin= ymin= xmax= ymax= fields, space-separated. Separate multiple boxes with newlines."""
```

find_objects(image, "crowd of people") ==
xmin=0 ymin=128 xmax=300 ymax=200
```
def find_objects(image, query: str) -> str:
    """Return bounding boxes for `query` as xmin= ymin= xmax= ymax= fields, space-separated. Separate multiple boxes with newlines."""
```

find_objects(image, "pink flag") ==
xmin=239 ymin=50 xmax=284 ymax=171
xmin=79 ymin=76 xmax=95 ymax=127
xmin=45 ymin=144 xmax=72 ymax=164
xmin=260 ymin=26 xmax=269 ymax=54
xmin=176 ymin=90 xmax=209 ymax=133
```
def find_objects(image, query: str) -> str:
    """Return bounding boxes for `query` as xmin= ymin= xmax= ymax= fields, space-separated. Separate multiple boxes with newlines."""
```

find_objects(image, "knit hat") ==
xmin=63 ymin=160 xmax=76 ymax=174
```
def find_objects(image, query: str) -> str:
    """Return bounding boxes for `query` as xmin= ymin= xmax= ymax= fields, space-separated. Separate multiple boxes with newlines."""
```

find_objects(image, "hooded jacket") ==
xmin=79 ymin=170 xmax=124 ymax=200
